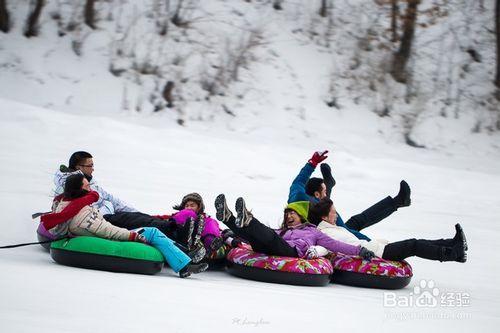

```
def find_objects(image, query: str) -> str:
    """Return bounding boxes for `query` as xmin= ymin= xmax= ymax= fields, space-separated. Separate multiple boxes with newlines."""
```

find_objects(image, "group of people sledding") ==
xmin=39 ymin=150 xmax=468 ymax=279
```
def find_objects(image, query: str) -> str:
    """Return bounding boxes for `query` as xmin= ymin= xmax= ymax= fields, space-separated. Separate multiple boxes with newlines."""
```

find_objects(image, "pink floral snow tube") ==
xmin=330 ymin=253 xmax=413 ymax=277
xmin=226 ymin=247 xmax=333 ymax=275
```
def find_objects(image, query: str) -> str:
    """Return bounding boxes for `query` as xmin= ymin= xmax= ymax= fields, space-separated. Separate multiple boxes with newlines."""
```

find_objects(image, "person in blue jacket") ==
xmin=288 ymin=151 xmax=411 ymax=241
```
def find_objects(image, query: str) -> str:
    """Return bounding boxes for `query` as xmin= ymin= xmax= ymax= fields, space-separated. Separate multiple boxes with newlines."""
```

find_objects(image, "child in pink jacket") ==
xmin=167 ymin=193 xmax=223 ymax=252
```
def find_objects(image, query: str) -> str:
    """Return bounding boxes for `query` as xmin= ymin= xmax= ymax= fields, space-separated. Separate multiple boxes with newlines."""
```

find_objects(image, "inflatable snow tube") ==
xmin=37 ymin=224 xmax=55 ymax=251
xmin=50 ymin=237 xmax=164 ymax=275
xmin=329 ymin=253 xmax=413 ymax=289
xmin=226 ymin=247 xmax=333 ymax=286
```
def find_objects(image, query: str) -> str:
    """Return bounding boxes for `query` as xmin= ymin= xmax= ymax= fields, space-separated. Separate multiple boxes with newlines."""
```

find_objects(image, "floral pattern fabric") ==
xmin=330 ymin=253 xmax=413 ymax=277
xmin=226 ymin=247 xmax=333 ymax=275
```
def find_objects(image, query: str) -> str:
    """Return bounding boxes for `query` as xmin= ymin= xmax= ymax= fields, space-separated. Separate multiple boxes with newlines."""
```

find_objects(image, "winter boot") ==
xmin=440 ymin=242 xmax=467 ymax=263
xmin=215 ymin=194 xmax=233 ymax=223
xmin=187 ymin=242 xmax=207 ymax=263
xmin=174 ymin=217 xmax=195 ymax=249
xmin=453 ymin=223 xmax=467 ymax=262
xmin=454 ymin=223 xmax=468 ymax=251
xmin=393 ymin=180 xmax=411 ymax=208
xmin=434 ymin=224 xmax=468 ymax=262
xmin=192 ymin=214 xmax=205 ymax=249
xmin=179 ymin=262 xmax=209 ymax=278
xmin=235 ymin=197 xmax=253 ymax=228
xmin=209 ymin=236 xmax=223 ymax=252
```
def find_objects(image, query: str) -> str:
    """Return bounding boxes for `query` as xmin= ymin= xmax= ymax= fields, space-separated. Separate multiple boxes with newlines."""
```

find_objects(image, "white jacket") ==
xmin=53 ymin=169 xmax=137 ymax=215
xmin=316 ymin=221 xmax=388 ymax=257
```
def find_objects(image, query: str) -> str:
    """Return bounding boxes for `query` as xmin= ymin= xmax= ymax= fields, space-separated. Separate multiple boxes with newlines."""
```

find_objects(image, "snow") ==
xmin=1 ymin=0 xmax=500 ymax=332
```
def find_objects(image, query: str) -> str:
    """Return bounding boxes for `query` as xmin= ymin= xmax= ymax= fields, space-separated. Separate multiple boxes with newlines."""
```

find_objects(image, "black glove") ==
xmin=320 ymin=163 xmax=336 ymax=196
xmin=359 ymin=247 xmax=375 ymax=261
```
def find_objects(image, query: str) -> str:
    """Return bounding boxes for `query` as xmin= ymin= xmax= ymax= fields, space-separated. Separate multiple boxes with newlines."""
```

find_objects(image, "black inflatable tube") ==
xmin=50 ymin=248 xmax=163 ymax=275
xmin=331 ymin=269 xmax=412 ymax=290
xmin=227 ymin=262 xmax=331 ymax=287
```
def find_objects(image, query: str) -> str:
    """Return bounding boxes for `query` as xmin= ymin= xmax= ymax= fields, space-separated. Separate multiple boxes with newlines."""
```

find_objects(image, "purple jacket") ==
xmin=276 ymin=223 xmax=360 ymax=258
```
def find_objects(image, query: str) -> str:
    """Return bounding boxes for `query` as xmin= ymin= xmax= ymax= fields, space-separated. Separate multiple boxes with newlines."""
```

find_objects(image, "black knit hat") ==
xmin=173 ymin=192 xmax=205 ymax=213
xmin=64 ymin=173 xmax=88 ymax=199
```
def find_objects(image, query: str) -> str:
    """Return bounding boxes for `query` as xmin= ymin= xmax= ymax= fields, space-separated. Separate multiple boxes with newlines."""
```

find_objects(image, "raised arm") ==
xmin=288 ymin=151 xmax=329 ymax=203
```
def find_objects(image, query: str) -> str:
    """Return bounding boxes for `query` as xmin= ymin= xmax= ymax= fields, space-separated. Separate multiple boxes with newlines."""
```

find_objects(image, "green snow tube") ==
xmin=50 ymin=236 xmax=164 ymax=275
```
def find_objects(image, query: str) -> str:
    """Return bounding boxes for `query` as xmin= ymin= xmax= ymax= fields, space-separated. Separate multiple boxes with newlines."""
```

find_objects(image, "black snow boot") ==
xmin=215 ymin=194 xmax=233 ymax=223
xmin=179 ymin=262 xmax=209 ymax=278
xmin=393 ymin=180 xmax=411 ymax=208
xmin=429 ymin=224 xmax=468 ymax=262
xmin=187 ymin=243 xmax=207 ymax=264
xmin=235 ymin=197 xmax=253 ymax=228
xmin=208 ymin=236 xmax=224 ymax=252
xmin=441 ymin=242 xmax=467 ymax=263
xmin=177 ymin=217 xmax=195 ymax=250
xmin=192 ymin=214 xmax=205 ymax=249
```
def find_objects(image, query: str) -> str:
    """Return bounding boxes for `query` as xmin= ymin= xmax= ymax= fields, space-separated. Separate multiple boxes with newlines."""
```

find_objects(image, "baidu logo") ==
xmin=413 ymin=279 xmax=440 ymax=307
xmin=383 ymin=279 xmax=470 ymax=308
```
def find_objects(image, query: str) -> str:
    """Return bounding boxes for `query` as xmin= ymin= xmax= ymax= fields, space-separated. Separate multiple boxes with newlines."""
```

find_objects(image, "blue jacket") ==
xmin=287 ymin=163 xmax=371 ymax=241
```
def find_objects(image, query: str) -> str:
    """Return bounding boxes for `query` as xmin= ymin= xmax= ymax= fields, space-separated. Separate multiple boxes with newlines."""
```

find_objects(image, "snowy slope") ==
xmin=1 ymin=99 xmax=499 ymax=333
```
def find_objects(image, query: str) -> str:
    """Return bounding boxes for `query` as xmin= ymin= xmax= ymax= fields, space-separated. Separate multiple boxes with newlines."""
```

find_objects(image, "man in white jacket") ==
xmin=53 ymin=151 xmax=136 ymax=215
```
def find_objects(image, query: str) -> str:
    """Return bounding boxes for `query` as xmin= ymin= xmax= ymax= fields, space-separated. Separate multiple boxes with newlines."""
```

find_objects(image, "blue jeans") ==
xmin=136 ymin=227 xmax=191 ymax=272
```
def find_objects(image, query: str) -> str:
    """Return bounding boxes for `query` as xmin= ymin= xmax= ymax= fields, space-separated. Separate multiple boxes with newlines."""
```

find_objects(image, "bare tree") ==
xmin=0 ymin=0 xmax=9 ymax=33
xmin=391 ymin=0 xmax=419 ymax=83
xmin=496 ymin=0 xmax=500 ymax=88
xmin=391 ymin=0 xmax=399 ymax=42
xmin=319 ymin=0 xmax=329 ymax=17
xmin=24 ymin=0 xmax=45 ymax=38
xmin=84 ymin=0 xmax=96 ymax=29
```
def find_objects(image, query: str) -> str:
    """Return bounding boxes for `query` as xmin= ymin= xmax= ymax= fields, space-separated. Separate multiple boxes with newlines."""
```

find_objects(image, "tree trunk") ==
xmin=84 ymin=0 xmax=96 ymax=29
xmin=391 ymin=0 xmax=399 ymax=42
xmin=24 ymin=0 xmax=45 ymax=38
xmin=171 ymin=0 xmax=184 ymax=27
xmin=319 ymin=0 xmax=328 ymax=17
xmin=495 ymin=0 xmax=500 ymax=88
xmin=162 ymin=81 xmax=175 ymax=108
xmin=0 ymin=0 xmax=9 ymax=33
xmin=391 ymin=0 xmax=419 ymax=83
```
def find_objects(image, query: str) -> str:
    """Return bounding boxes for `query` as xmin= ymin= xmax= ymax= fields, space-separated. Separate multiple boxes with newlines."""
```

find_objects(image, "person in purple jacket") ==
xmin=214 ymin=194 xmax=374 ymax=260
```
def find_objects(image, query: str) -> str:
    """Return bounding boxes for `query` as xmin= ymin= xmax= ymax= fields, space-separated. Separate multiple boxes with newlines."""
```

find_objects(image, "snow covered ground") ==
xmin=1 ymin=98 xmax=499 ymax=333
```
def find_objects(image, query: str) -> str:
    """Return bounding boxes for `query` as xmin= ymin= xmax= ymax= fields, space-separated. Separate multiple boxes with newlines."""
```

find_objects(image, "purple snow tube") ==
xmin=37 ymin=223 xmax=56 ymax=251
